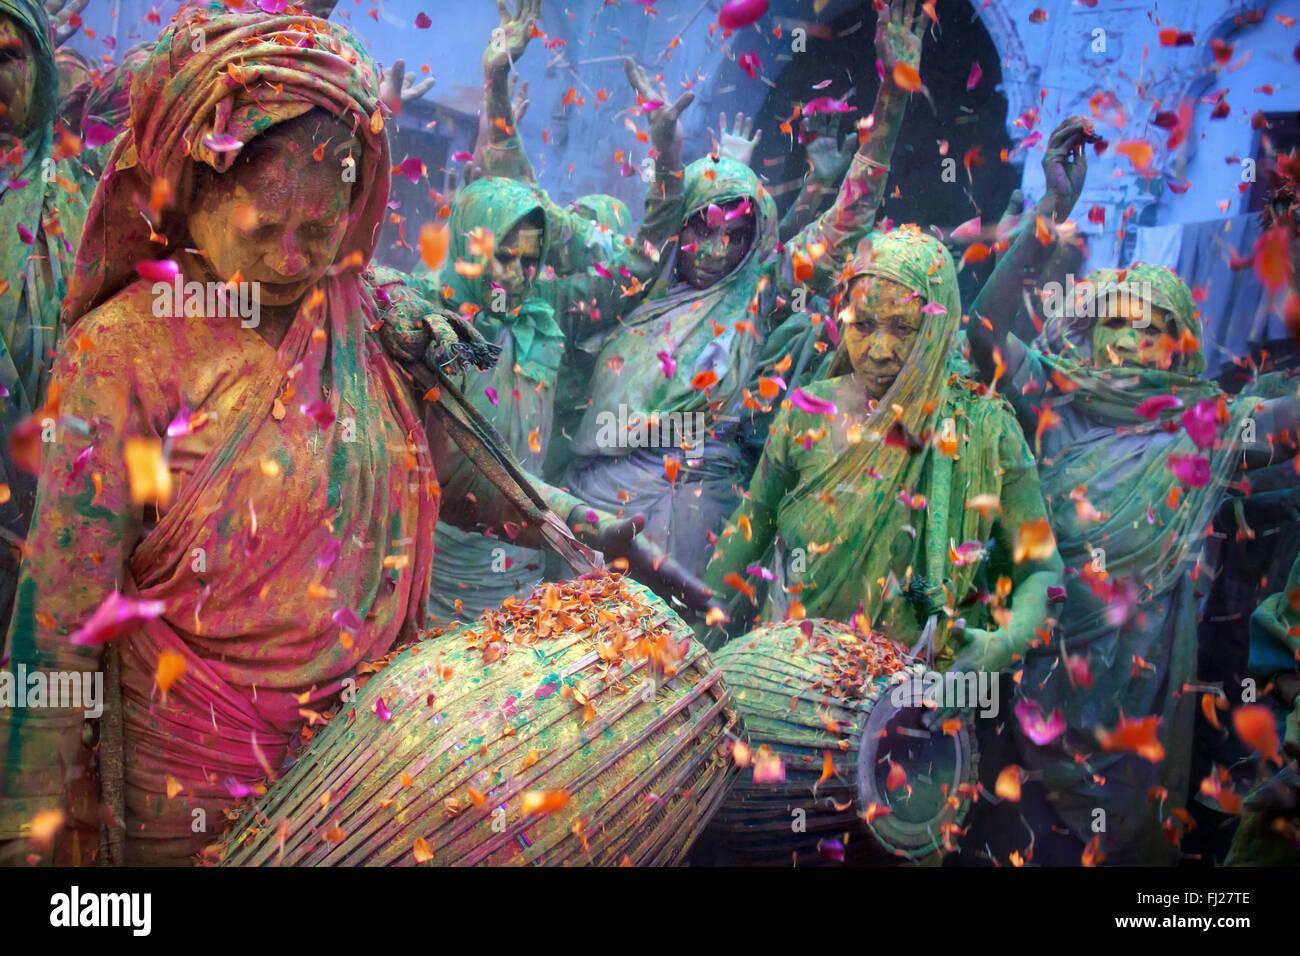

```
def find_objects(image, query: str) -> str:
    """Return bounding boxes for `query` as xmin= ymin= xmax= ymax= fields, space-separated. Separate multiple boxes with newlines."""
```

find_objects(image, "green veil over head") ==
xmin=767 ymin=226 xmax=1012 ymax=650
xmin=437 ymin=176 xmax=564 ymax=385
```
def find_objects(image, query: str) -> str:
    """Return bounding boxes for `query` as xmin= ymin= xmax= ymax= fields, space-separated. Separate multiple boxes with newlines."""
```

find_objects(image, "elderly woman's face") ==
xmin=1091 ymin=299 xmax=1175 ymax=370
xmin=677 ymin=200 xmax=755 ymax=290
xmin=482 ymin=216 xmax=542 ymax=313
xmin=187 ymin=134 xmax=354 ymax=309
xmin=0 ymin=14 xmax=37 ymax=138
xmin=841 ymin=276 xmax=922 ymax=400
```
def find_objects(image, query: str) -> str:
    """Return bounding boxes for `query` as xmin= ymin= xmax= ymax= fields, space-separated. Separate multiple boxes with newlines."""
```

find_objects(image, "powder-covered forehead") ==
xmin=841 ymin=225 xmax=960 ymax=326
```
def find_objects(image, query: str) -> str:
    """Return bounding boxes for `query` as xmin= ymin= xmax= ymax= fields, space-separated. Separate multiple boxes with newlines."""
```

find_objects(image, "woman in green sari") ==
xmin=0 ymin=0 xmax=98 ymax=634
xmin=421 ymin=177 xmax=569 ymax=618
xmin=966 ymin=125 xmax=1300 ymax=862
xmin=701 ymin=225 xmax=1062 ymax=674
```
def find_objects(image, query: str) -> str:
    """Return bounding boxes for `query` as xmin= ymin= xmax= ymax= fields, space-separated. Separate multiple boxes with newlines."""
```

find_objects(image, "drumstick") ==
xmin=403 ymin=358 xmax=600 ymax=576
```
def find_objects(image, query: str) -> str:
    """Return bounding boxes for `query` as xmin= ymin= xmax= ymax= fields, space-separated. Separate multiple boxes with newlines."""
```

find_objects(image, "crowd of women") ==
xmin=0 ymin=0 xmax=1297 ymax=866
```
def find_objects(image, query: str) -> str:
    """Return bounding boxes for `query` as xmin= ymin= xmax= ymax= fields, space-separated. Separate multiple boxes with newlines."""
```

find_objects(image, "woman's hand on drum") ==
xmin=571 ymin=510 xmax=714 ymax=613
xmin=947 ymin=623 xmax=1017 ymax=676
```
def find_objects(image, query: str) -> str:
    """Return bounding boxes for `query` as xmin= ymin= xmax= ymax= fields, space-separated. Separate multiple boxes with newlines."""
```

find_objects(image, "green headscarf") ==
xmin=572 ymin=193 xmax=630 ymax=232
xmin=436 ymin=177 xmax=565 ymax=386
xmin=708 ymin=226 xmax=1022 ymax=655
xmin=572 ymin=156 xmax=779 ymax=454
xmin=1033 ymin=263 xmax=1212 ymax=417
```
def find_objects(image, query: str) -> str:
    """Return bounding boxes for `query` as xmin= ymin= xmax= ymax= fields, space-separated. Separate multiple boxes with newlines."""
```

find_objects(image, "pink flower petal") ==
xmin=16 ymin=224 xmax=35 ymax=244
xmin=300 ymin=401 xmax=336 ymax=429
xmin=920 ymin=301 xmax=948 ymax=315
xmin=135 ymin=259 xmax=179 ymax=283
xmin=1180 ymin=399 xmax=1218 ymax=450
xmin=396 ymin=156 xmax=425 ymax=183
xmin=790 ymin=387 xmax=837 ymax=417
xmin=374 ymin=697 xmax=392 ymax=721
xmin=966 ymin=61 xmax=983 ymax=91
xmin=414 ymin=11 xmax=432 ymax=28
xmin=1168 ymin=452 xmax=1210 ymax=487
xmin=166 ymin=406 xmax=206 ymax=438
xmin=201 ymin=132 xmax=245 ymax=153
xmin=451 ymin=151 xmax=474 ymax=162
xmin=1134 ymin=394 xmax=1181 ymax=420
xmin=705 ymin=202 xmax=725 ymax=230
xmin=484 ymin=387 xmax=500 ymax=406
xmin=657 ymin=350 xmax=677 ymax=379
xmin=738 ymin=51 xmax=761 ymax=80
xmin=69 ymin=591 xmax=167 ymax=646
xmin=83 ymin=121 xmax=119 ymax=148
xmin=950 ymin=216 xmax=982 ymax=240
xmin=67 ymin=446 xmax=94 ymax=486
xmin=725 ymin=199 xmax=753 ymax=221
xmin=804 ymin=96 xmax=856 ymax=115
xmin=1014 ymin=699 xmax=1065 ymax=746
xmin=333 ymin=607 xmax=363 ymax=631
xmin=224 ymin=777 xmax=258 ymax=798
xmin=718 ymin=0 xmax=769 ymax=30
xmin=317 ymin=538 xmax=342 ymax=569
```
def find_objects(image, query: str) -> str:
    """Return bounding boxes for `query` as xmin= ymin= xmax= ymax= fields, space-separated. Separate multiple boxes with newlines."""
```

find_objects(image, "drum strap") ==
xmin=912 ymin=447 xmax=954 ymax=665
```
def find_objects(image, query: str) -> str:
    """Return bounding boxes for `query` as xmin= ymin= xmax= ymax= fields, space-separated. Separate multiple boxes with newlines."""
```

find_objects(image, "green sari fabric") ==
xmin=1250 ymin=557 xmax=1300 ymax=694
xmin=0 ymin=0 xmax=96 ymax=628
xmin=1224 ymin=560 xmax=1300 ymax=866
xmin=434 ymin=177 xmax=565 ymax=388
xmin=1012 ymin=264 xmax=1245 ymax=864
xmin=571 ymin=157 xmax=780 ymax=455
xmin=416 ymin=179 xmax=568 ymax=619
xmin=705 ymin=226 xmax=1049 ymax=657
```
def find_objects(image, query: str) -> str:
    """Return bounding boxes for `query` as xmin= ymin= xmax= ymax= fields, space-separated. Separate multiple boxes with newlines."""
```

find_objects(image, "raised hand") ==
xmin=380 ymin=59 xmax=436 ymax=114
xmin=623 ymin=57 xmax=694 ymax=155
xmin=45 ymin=0 xmax=88 ymax=45
xmin=802 ymin=112 xmax=855 ymax=185
xmin=710 ymin=111 xmax=763 ymax=166
xmin=483 ymin=0 xmax=541 ymax=79
xmin=1040 ymin=114 xmax=1096 ymax=221
xmin=874 ymin=0 xmax=925 ymax=80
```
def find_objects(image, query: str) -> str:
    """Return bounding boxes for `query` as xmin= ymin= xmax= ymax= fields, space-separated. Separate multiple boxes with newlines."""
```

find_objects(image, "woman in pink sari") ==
xmin=0 ymin=5 xmax=681 ymax=866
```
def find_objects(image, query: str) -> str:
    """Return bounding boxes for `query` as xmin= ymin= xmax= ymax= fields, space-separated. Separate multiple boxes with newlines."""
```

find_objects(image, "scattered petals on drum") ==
xmin=219 ymin=572 xmax=739 ymax=866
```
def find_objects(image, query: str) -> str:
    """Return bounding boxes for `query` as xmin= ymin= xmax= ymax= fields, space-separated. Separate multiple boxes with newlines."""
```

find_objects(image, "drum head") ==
xmin=857 ymin=674 xmax=978 ymax=859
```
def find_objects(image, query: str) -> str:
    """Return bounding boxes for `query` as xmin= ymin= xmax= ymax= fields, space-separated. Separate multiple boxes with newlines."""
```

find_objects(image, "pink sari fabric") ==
xmin=0 ymin=6 xmax=436 ymax=863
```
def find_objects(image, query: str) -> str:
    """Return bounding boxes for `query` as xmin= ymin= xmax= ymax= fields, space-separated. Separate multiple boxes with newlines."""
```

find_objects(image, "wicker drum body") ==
xmin=222 ymin=575 xmax=739 ymax=866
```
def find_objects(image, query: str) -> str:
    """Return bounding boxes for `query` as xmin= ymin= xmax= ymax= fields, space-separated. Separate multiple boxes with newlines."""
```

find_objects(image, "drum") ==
xmin=221 ymin=573 xmax=739 ymax=865
xmin=696 ymin=619 xmax=978 ymax=865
